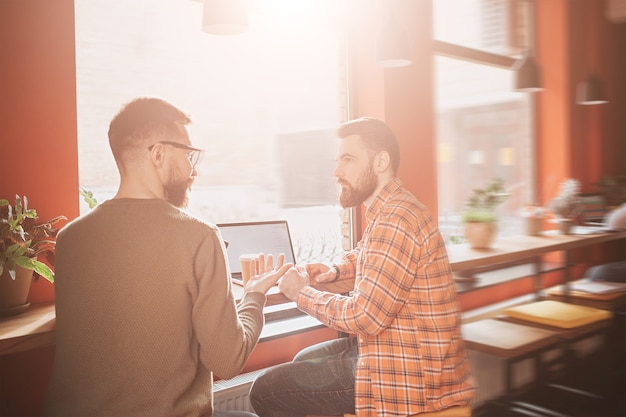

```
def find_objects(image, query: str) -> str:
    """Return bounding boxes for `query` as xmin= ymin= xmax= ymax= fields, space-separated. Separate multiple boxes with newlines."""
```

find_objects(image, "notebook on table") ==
xmin=217 ymin=220 xmax=297 ymax=285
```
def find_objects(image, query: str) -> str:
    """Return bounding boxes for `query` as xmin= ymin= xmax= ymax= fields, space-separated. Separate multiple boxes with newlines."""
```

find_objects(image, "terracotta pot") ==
xmin=464 ymin=222 xmax=496 ymax=249
xmin=0 ymin=264 xmax=34 ymax=316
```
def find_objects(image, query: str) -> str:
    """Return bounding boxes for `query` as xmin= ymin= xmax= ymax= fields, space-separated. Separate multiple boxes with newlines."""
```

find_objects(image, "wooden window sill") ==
xmin=0 ymin=302 xmax=55 ymax=356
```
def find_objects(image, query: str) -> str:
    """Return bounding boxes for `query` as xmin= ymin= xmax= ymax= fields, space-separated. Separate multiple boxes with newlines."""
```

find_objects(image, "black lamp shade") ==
xmin=514 ymin=55 xmax=544 ymax=92
xmin=576 ymin=75 xmax=608 ymax=105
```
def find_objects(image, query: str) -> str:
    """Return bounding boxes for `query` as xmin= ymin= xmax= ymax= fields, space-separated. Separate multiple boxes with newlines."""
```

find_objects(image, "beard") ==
xmin=164 ymin=169 xmax=194 ymax=208
xmin=338 ymin=163 xmax=378 ymax=208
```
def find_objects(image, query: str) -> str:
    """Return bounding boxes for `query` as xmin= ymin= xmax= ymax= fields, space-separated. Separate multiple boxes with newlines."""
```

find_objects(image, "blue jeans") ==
xmin=249 ymin=337 xmax=357 ymax=417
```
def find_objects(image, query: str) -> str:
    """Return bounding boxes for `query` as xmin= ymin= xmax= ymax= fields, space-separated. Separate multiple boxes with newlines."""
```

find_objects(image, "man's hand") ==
xmin=278 ymin=266 xmax=311 ymax=301
xmin=305 ymin=262 xmax=337 ymax=283
xmin=244 ymin=253 xmax=292 ymax=295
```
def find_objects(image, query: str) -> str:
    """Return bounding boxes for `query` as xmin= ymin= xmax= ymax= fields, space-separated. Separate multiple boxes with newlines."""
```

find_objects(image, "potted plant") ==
xmin=548 ymin=178 xmax=582 ymax=234
xmin=461 ymin=178 xmax=509 ymax=248
xmin=1 ymin=195 xmax=66 ymax=316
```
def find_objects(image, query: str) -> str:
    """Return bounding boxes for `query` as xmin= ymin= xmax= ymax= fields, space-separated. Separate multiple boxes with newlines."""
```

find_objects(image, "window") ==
xmin=433 ymin=0 xmax=535 ymax=243
xmin=75 ymin=0 xmax=349 ymax=263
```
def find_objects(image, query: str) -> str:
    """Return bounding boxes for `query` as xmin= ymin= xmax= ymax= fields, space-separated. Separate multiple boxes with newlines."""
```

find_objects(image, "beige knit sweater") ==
xmin=44 ymin=199 xmax=265 ymax=417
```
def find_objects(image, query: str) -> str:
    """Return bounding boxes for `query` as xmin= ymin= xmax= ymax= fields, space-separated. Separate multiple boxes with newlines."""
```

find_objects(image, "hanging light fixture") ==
xmin=576 ymin=74 xmax=608 ymax=105
xmin=513 ymin=0 xmax=544 ymax=92
xmin=202 ymin=0 xmax=248 ymax=35
xmin=375 ymin=3 xmax=412 ymax=67
xmin=575 ymin=5 xmax=607 ymax=105
xmin=514 ymin=54 xmax=543 ymax=92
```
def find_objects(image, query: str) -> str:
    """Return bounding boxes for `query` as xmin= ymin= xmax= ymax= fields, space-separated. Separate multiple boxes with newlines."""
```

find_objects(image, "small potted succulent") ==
xmin=461 ymin=178 xmax=509 ymax=248
xmin=0 ymin=195 xmax=66 ymax=315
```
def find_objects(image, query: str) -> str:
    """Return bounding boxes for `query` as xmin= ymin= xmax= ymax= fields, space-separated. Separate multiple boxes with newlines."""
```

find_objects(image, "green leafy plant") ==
xmin=79 ymin=187 xmax=99 ymax=209
xmin=461 ymin=178 xmax=509 ymax=223
xmin=0 ymin=195 xmax=66 ymax=283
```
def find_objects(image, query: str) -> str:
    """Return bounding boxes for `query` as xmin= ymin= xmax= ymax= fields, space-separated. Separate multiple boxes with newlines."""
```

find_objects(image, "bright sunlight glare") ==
xmin=249 ymin=0 xmax=344 ymax=32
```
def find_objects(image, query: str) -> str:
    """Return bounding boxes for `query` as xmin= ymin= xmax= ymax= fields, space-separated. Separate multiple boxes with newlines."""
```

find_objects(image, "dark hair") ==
xmin=337 ymin=117 xmax=400 ymax=174
xmin=108 ymin=97 xmax=191 ymax=163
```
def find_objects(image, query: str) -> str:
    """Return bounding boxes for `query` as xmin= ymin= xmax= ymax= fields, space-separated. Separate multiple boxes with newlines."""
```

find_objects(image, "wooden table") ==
xmin=545 ymin=282 xmax=626 ymax=311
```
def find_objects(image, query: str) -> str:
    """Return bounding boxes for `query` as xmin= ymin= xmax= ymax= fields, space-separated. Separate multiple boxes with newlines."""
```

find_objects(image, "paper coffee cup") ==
xmin=239 ymin=254 xmax=259 ymax=286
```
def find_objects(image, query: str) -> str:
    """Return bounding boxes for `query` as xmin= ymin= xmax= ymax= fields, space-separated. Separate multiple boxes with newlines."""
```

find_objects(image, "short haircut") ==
xmin=337 ymin=117 xmax=400 ymax=174
xmin=108 ymin=97 xmax=191 ymax=163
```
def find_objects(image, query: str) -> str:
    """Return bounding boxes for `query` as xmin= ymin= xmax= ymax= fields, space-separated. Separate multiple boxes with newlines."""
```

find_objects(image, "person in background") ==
xmin=586 ymin=203 xmax=626 ymax=283
xmin=250 ymin=117 xmax=475 ymax=417
xmin=44 ymin=97 xmax=290 ymax=417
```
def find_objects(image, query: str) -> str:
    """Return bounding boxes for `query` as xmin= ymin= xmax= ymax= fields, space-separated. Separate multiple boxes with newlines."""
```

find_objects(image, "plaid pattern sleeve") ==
xmin=297 ymin=178 xmax=475 ymax=417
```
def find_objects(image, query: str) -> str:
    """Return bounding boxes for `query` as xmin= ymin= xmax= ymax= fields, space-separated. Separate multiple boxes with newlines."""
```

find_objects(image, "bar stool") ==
xmin=496 ymin=300 xmax=616 ymax=416
xmin=462 ymin=318 xmax=561 ymax=412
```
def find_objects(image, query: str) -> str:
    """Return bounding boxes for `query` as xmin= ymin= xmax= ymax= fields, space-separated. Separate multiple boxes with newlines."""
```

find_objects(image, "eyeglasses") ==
xmin=148 ymin=141 xmax=204 ymax=169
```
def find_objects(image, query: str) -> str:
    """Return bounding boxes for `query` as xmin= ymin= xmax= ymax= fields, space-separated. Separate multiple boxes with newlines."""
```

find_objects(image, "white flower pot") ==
xmin=556 ymin=218 xmax=574 ymax=235
xmin=524 ymin=217 xmax=543 ymax=236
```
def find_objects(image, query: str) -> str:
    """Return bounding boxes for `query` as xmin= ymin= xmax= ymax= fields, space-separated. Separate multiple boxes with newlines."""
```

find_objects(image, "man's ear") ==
xmin=149 ymin=143 xmax=166 ymax=167
xmin=374 ymin=151 xmax=390 ymax=173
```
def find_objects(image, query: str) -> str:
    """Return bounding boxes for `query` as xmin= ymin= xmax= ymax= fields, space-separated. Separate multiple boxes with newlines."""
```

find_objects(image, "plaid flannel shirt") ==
xmin=297 ymin=178 xmax=475 ymax=417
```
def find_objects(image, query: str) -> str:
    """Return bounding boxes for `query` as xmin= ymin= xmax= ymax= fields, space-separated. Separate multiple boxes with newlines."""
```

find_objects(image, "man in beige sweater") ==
xmin=44 ymin=97 xmax=289 ymax=417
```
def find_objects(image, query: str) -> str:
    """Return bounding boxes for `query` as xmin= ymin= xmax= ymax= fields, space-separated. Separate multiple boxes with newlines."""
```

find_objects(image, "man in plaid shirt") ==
xmin=250 ymin=117 xmax=475 ymax=417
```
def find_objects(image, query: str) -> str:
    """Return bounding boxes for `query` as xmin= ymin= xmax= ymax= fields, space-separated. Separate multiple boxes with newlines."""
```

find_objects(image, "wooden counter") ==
xmin=447 ymin=227 xmax=626 ymax=272
xmin=0 ymin=302 xmax=55 ymax=356
xmin=2 ymin=228 xmax=625 ymax=357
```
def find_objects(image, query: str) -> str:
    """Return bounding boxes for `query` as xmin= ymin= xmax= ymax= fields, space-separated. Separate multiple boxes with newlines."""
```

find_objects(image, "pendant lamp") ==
xmin=577 ymin=75 xmax=608 ymax=105
xmin=514 ymin=54 xmax=543 ymax=92
xmin=202 ymin=0 xmax=248 ymax=35
xmin=375 ymin=4 xmax=412 ymax=67
xmin=513 ymin=0 xmax=543 ymax=92
xmin=575 ymin=5 xmax=607 ymax=105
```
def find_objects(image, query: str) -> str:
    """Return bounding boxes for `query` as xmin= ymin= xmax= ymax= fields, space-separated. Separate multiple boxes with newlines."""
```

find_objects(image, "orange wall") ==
xmin=347 ymin=0 xmax=437 ymax=216
xmin=0 ymin=1 xmax=78 ymax=415
xmin=1 ymin=0 xmax=625 ymax=415
xmin=0 ymin=0 xmax=79 ymax=303
xmin=536 ymin=0 xmax=626 ymax=202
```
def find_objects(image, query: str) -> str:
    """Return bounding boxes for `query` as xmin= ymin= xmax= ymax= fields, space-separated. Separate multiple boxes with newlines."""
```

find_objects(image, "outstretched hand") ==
xmin=305 ymin=262 xmax=337 ymax=283
xmin=278 ymin=265 xmax=311 ymax=301
xmin=244 ymin=253 xmax=292 ymax=295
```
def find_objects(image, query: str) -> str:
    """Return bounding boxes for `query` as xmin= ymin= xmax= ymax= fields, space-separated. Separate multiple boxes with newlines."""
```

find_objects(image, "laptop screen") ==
xmin=217 ymin=220 xmax=296 ymax=282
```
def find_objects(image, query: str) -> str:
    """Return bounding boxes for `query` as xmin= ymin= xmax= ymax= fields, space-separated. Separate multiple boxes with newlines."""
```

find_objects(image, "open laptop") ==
xmin=217 ymin=220 xmax=297 ymax=285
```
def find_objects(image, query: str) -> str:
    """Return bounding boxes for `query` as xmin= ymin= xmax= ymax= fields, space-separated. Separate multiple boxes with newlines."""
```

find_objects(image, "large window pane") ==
xmin=75 ymin=0 xmax=348 ymax=263
xmin=433 ymin=0 xmax=525 ymax=56
xmin=434 ymin=0 xmax=534 ymax=244
xmin=435 ymin=57 xmax=534 ymax=244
